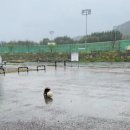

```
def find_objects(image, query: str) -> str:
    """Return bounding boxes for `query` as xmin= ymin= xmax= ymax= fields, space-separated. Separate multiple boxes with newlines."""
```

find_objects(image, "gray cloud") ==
xmin=0 ymin=0 xmax=129 ymax=42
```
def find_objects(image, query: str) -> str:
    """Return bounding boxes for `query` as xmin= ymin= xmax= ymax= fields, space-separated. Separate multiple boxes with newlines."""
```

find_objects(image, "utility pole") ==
xmin=113 ymin=26 xmax=117 ymax=42
xmin=113 ymin=26 xmax=117 ymax=49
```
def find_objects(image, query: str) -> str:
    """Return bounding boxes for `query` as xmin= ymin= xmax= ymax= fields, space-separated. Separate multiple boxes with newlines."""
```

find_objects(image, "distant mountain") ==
xmin=117 ymin=21 xmax=130 ymax=36
xmin=73 ymin=21 xmax=130 ymax=41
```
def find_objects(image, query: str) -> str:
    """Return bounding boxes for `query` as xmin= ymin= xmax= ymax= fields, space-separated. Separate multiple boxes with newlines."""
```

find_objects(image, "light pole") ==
xmin=82 ymin=9 xmax=91 ymax=43
xmin=49 ymin=31 xmax=54 ymax=42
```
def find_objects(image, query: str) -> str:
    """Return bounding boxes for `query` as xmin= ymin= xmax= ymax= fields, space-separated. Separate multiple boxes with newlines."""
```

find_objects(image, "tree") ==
xmin=40 ymin=38 xmax=50 ymax=45
xmin=54 ymin=36 xmax=74 ymax=44
xmin=78 ymin=30 xmax=122 ymax=43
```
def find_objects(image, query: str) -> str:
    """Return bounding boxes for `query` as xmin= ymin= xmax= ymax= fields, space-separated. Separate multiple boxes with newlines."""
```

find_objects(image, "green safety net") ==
xmin=0 ymin=40 xmax=130 ymax=54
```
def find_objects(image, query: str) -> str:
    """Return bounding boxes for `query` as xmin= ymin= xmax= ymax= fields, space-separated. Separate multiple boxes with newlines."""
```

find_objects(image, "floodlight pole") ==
xmin=82 ymin=9 xmax=91 ymax=43
xmin=49 ymin=31 xmax=54 ymax=41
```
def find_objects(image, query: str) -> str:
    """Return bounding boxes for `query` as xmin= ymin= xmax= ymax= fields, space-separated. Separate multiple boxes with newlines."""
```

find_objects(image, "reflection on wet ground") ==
xmin=0 ymin=62 xmax=130 ymax=129
xmin=44 ymin=95 xmax=53 ymax=104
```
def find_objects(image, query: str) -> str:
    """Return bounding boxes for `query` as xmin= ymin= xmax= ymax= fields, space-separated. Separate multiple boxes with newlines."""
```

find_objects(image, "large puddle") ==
xmin=0 ymin=62 xmax=130 ymax=123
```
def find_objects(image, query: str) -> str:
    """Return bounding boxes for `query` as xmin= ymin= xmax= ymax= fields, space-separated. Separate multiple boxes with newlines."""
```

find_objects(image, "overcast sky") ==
xmin=0 ymin=0 xmax=129 ymax=42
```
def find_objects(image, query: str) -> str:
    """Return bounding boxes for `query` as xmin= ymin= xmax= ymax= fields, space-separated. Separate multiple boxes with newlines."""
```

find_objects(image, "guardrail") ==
xmin=37 ymin=65 xmax=46 ymax=71
xmin=18 ymin=67 xmax=29 ymax=73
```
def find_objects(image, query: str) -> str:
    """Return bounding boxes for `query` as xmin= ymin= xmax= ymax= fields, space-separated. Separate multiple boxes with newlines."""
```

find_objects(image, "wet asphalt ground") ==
xmin=0 ymin=62 xmax=130 ymax=129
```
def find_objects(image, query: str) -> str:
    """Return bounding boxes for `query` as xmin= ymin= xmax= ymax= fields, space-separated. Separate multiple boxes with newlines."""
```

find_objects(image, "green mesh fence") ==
xmin=0 ymin=40 xmax=130 ymax=54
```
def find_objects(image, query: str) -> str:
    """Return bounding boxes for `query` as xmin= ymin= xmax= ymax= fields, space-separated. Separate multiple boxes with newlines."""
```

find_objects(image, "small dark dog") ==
xmin=44 ymin=88 xmax=53 ymax=98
